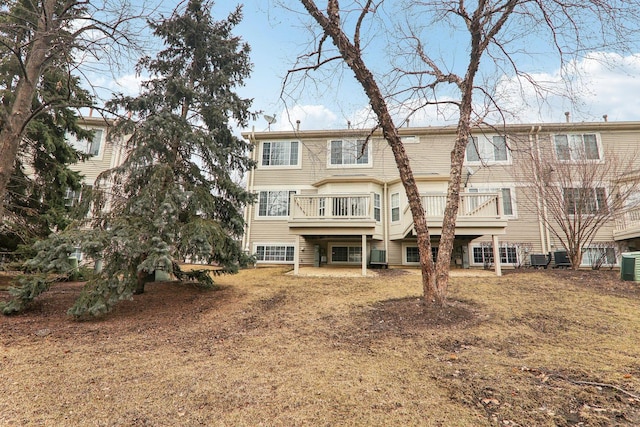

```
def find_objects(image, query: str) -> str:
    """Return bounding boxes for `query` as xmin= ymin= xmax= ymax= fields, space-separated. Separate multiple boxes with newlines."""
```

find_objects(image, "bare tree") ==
xmin=0 ymin=0 xmax=142 ymax=214
xmin=285 ymin=0 xmax=640 ymax=306
xmin=517 ymin=135 xmax=639 ymax=269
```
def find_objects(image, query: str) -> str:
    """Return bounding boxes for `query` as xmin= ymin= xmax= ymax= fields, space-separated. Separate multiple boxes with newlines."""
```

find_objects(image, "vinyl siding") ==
xmin=243 ymin=122 xmax=640 ymax=268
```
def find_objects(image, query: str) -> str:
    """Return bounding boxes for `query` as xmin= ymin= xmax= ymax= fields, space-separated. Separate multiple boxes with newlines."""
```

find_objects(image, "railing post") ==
xmin=496 ymin=192 xmax=503 ymax=217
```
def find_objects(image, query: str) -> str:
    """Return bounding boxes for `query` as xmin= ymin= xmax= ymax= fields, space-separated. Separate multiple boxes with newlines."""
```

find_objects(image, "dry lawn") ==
xmin=1 ymin=267 xmax=640 ymax=426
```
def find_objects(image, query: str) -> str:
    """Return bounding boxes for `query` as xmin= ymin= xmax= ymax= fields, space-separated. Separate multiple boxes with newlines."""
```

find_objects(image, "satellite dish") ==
xmin=466 ymin=166 xmax=475 ymax=176
xmin=264 ymin=114 xmax=277 ymax=130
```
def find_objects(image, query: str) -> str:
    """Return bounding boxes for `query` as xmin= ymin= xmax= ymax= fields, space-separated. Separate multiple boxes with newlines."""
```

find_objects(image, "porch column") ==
xmin=362 ymin=234 xmax=367 ymax=276
xmin=294 ymin=235 xmax=300 ymax=275
xmin=492 ymin=234 xmax=502 ymax=277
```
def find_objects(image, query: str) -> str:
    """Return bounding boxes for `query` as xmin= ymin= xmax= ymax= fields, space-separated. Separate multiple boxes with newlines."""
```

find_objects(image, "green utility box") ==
xmin=620 ymin=252 xmax=640 ymax=281
xmin=369 ymin=249 xmax=388 ymax=269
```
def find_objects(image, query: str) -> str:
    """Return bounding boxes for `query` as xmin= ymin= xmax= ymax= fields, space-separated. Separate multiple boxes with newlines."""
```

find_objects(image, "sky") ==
xmin=92 ymin=0 xmax=640 ymax=134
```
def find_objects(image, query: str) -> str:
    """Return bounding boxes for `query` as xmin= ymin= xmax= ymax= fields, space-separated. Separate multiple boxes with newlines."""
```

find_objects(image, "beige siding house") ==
xmin=66 ymin=116 xmax=126 ymax=206
xmin=241 ymin=121 xmax=640 ymax=274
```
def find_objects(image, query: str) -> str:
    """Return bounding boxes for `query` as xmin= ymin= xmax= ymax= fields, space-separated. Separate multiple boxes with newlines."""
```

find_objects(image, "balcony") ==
xmin=392 ymin=192 xmax=508 ymax=239
xmin=288 ymin=194 xmax=378 ymax=235
xmin=613 ymin=206 xmax=640 ymax=241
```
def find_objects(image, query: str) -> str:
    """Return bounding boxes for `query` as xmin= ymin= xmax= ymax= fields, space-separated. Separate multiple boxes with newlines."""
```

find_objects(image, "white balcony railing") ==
xmin=290 ymin=194 xmax=373 ymax=220
xmin=420 ymin=192 xmax=503 ymax=218
xmin=290 ymin=192 xmax=502 ymax=222
xmin=615 ymin=206 xmax=640 ymax=232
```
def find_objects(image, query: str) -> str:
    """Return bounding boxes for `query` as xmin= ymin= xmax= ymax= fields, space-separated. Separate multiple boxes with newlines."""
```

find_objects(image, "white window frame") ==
xmin=256 ymin=190 xmax=296 ymax=218
xmin=253 ymin=243 xmax=296 ymax=264
xmin=66 ymin=127 xmax=105 ymax=160
xmin=553 ymin=133 xmax=603 ymax=162
xmin=373 ymin=193 xmax=381 ymax=222
xmin=391 ymin=193 xmax=400 ymax=222
xmin=327 ymin=139 xmax=371 ymax=168
xmin=465 ymin=134 xmax=511 ymax=165
xmin=260 ymin=140 xmax=301 ymax=168
xmin=563 ymin=187 xmax=608 ymax=216
xmin=467 ymin=185 xmax=517 ymax=218
xmin=581 ymin=245 xmax=618 ymax=267
xmin=469 ymin=244 xmax=519 ymax=266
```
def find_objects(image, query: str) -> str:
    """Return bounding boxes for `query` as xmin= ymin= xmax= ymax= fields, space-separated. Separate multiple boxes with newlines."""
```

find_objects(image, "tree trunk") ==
xmin=0 ymin=0 xmax=54 ymax=212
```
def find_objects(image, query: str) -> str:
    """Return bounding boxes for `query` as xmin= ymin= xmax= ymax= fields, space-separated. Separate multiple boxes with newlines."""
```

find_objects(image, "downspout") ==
xmin=243 ymin=126 xmax=257 ymax=253
xmin=538 ymin=128 xmax=552 ymax=253
xmin=383 ymin=181 xmax=389 ymax=264
xmin=529 ymin=125 xmax=547 ymax=253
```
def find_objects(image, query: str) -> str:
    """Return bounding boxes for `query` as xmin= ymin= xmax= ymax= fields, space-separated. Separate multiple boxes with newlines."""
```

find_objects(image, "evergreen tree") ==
xmin=1 ymin=0 xmax=256 ymax=316
xmin=0 ymin=0 xmax=96 ymax=255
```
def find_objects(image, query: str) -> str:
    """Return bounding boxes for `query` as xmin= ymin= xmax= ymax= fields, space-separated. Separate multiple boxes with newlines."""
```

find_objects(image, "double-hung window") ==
xmin=258 ymin=190 xmax=296 ymax=217
xmin=554 ymin=134 xmax=601 ymax=161
xmin=262 ymin=141 xmax=299 ymax=166
xmin=466 ymin=135 xmax=509 ymax=164
xmin=563 ymin=187 xmax=608 ymax=215
xmin=391 ymin=193 xmax=400 ymax=222
xmin=374 ymin=193 xmax=381 ymax=221
xmin=329 ymin=139 xmax=369 ymax=166
xmin=67 ymin=129 xmax=103 ymax=157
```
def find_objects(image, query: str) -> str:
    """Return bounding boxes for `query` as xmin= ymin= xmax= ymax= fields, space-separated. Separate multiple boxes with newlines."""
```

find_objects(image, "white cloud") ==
xmin=494 ymin=52 xmax=640 ymax=123
xmin=110 ymin=74 xmax=146 ymax=97
xmin=272 ymin=105 xmax=340 ymax=131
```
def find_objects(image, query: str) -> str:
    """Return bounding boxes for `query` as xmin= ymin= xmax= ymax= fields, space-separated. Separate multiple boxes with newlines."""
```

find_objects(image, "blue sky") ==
xmin=94 ymin=1 xmax=640 ymax=132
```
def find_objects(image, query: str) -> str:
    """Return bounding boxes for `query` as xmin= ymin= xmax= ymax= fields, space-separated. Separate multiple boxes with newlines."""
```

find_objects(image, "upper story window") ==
xmin=391 ymin=193 xmax=400 ymax=222
xmin=466 ymin=135 xmax=509 ymax=164
xmin=554 ymin=133 xmax=601 ymax=161
xmin=329 ymin=139 xmax=370 ymax=167
xmin=563 ymin=187 xmax=608 ymax=215
xmin=67 ymin=129 xmax=103 ymax=157
xmin=261 ymin=141 xmax=300 ymax=167
xmin=257 ymin=190 xmax=296 ymax=218
xmin=374 ymin=193 xmax=381 ymax=221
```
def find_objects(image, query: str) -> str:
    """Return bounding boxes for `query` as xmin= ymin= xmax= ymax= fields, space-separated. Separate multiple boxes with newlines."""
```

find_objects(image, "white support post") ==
xmin=294 ymin=235 xmax=300 ymax=275
xmin=362 ymin=234 xmax=367 ymax=276
xmin=492 ymin=234 xmax=502 ymax=277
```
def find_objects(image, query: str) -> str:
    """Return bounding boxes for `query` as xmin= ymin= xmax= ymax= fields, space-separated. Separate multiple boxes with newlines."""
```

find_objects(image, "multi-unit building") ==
xmin=241 ymin=121 xmax=640 ymax=274
xmin=64 ymin=115 xmax=126 ymax=207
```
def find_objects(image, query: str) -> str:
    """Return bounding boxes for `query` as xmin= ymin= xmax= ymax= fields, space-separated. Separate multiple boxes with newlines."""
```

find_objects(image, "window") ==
xmin=466 ymin=135 xmax=509 ymax=163
xmin=331 ymin=246 xmax=362 ymax=263
xmin=582 ymin=246 xmax=616 ymax=266
xmin=64 ymin=188 xmax=81 ymax=207
xmin=554 ymin=134 xmax=601 ymax=161
xmin=374 ymin=193 xmax=381 ymax=221
xmin=391 ymin=193 xmax=400 ymax=222
xmin=255 ymin=245 xmax=295 ymax=262
xmin=472 ymin=245 xmax=518 ymax=264
xmin=69 ymin=247 xmax=83 ymax=261
xmin=406 ymin=246 xmax=438 ymax=263
xmin=258 ymin=190 xmax=296 ymax=217
xmin=67 ymin=129 xmax=103 ymax=157
xmin=262 ymin=141 xmax=299 ymax=166
xmin=329 ymin=139 xmax=369 ymax=166
xmin=468 ymin=187 xmax=514 ymax=216
xmin=563 ymin=187 xmax=608 ymax=215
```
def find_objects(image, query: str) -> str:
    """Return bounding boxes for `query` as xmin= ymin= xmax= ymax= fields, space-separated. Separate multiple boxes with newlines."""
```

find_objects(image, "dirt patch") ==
xmin=2 ymin=268 xmax=640 ymax=426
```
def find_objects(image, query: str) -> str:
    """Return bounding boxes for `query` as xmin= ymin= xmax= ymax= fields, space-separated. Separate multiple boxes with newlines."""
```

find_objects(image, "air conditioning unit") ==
xmin=620 ymin=252 xmax=640 ymax=281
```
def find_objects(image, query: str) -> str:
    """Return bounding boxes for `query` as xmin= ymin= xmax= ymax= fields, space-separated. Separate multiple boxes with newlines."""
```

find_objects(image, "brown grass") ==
xmin=1 ymin=267 xmax=639 ymax=426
